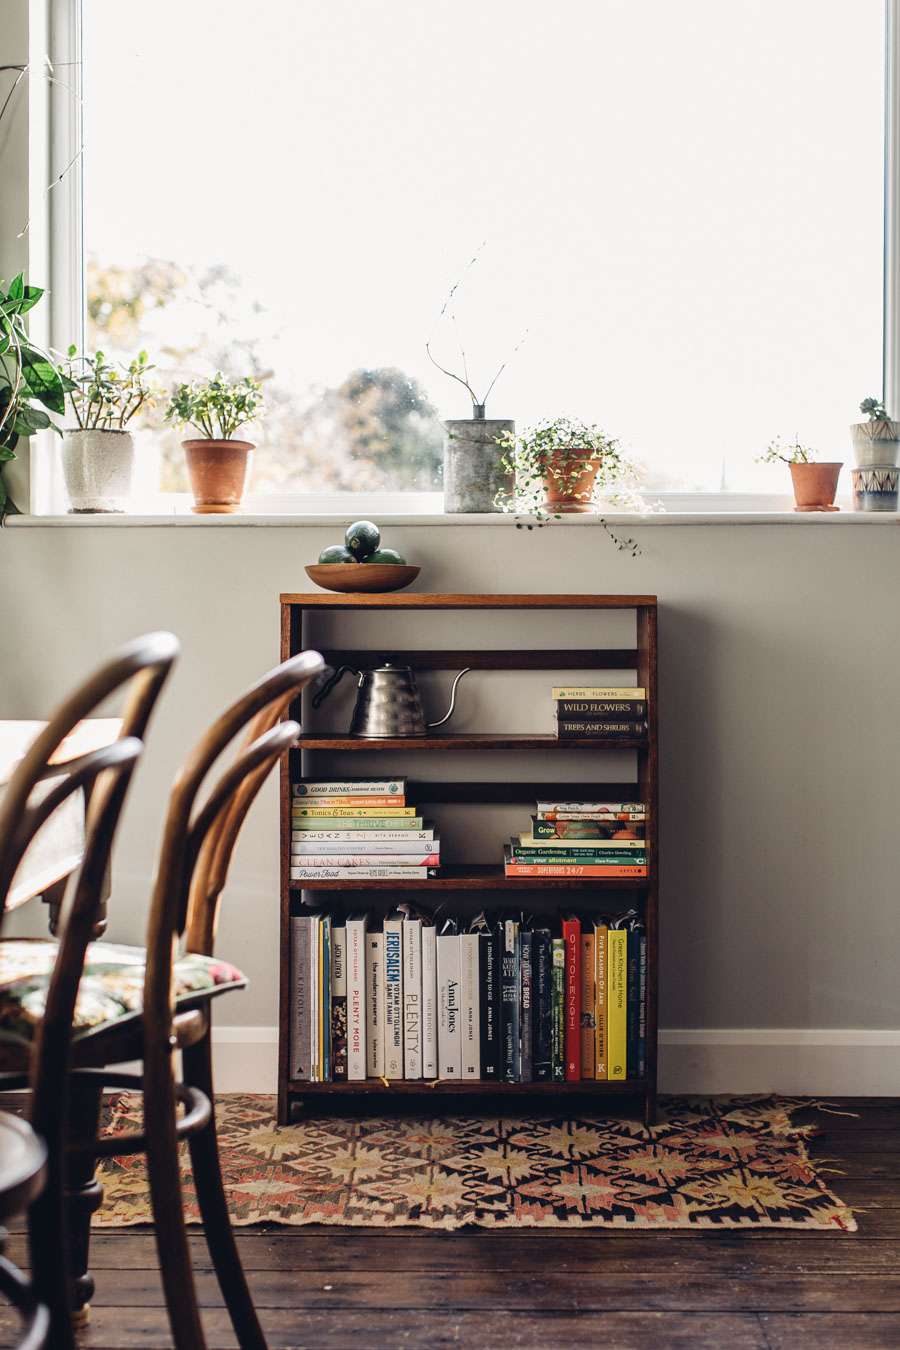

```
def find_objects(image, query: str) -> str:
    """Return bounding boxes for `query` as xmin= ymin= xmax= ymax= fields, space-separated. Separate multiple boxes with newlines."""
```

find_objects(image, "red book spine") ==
xmin=562 ymin=916 xmax=581 ymax=1080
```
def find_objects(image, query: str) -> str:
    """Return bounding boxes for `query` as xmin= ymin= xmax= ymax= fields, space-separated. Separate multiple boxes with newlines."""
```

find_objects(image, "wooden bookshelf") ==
xmin=278 ymin=593 xmax=659 ymax=1125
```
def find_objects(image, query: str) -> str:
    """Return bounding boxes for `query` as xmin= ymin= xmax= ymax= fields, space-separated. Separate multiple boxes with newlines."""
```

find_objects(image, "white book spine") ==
xmin=289 ymin=915 xmax=311 ymax=1080
xmin=460 ymin=934 xmax=480 ymax=1079
xmin=383 ymin=918 xmax=404 ymax=1079
xmin=290 ymin=866 xmax=431 ymax=880
xmin=421 ymin=925 xmax=437 ymax=1079
xmin=345 ymin=917 xmax=367 ymax=1080
xmin=437 ymin=934 xmax=462 ymax=1080
xmin=403 ymin=918 xmax=423 ymax=1079
xmin=366 ymin=933 xmax=385 ymax=1078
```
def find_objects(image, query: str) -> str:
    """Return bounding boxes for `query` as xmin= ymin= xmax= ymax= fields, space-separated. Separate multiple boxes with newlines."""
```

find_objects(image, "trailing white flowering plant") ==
xmin=165 ymin=372 xmax=264 ymax=441
xmin=494 ymin=417 xmax=643 ymax=553
xmin=756 ymin=436 xmax=817 ymax=466
xmin=63 ymin=347 xmax=157 ymax=430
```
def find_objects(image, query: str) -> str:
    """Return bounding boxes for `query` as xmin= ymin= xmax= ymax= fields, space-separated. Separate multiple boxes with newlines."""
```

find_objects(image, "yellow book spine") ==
xmin=291 ymin=806 xmax=417 ymax=818
xmin=551 ymin=686 xmax=645 ymax=700
xmin=606 ymin=928 xmax=627 ymax=1081
xmin=594 ymin=925 xmax=608 ymax=1080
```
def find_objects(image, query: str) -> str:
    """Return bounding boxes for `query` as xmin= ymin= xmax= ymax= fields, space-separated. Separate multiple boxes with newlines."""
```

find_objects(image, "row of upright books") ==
xmin=552 ymin=685 xmax=649 ymax=740
xmin=290 ymin=778 xmax=438 ymax=881
xmin=504 ymin=800 xmax=648 ymax=878
xmin=289 ymin=906 xmax=646 ymax=1084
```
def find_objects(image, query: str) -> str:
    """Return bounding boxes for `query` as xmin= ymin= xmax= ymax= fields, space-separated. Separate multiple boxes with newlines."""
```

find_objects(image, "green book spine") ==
xmin=511 ymin=849 xmax=648 ymax=865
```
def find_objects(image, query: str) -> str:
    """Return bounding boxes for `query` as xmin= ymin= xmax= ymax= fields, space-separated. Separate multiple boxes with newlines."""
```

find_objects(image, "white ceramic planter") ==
xmin=850 ymin=421 xmax=900 ymax=469
xmin=62 ymin=428 xmax=135 ymax=513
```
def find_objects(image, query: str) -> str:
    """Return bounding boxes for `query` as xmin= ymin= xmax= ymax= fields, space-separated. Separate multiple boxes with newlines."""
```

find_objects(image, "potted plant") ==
xmin=0 ymin=274 xmax=73 ymax=518
xmin=850 ymin=397 xmax=900 ymax=468
xmin=165 ymin=372 xmax=264 ymax=514
xmin=61 ymin=347 xmax=156 ymax=512
xmin=757 ymin=436 xmax=842 ymax=512
xmin=496 ymin=417 xmax=626 ymax=515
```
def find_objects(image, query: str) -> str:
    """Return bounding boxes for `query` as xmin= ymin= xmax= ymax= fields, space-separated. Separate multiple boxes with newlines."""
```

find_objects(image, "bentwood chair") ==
xmin=0 ymin=633 xmax=178 ymax=1345
xmin=0 ymin=1110 xmax=50 ymax=1349
xmin=65 ymin=649 xmax=323 ymax=1350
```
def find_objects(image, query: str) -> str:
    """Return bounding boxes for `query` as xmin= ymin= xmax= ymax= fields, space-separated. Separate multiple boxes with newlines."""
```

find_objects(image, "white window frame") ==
xmin=21 ymin=0 xmax=900 ymax=517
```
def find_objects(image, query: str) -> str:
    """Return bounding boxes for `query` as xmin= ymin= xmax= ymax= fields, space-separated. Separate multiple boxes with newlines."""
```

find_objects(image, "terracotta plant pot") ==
xmin=788 ymin=461 xmax=842 ymax=512
xmin=183 ymin=439 xmax=254 ymax=514
xmin=541 ymin=453 xmax=603 ymax=514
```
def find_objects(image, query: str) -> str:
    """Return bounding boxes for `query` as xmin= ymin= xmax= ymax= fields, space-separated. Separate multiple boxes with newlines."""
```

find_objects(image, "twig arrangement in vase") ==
xmin=426 ymin=245 xmax=528 ymax=513
xmin=166 ymin=372 xmax=264 ymax=514
xmin=495 ymin=417 xmax=641 ymax=554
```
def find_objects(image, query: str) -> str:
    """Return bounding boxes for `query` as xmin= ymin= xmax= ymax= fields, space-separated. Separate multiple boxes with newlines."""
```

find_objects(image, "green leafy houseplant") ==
xmin=165 ymin=372 xmax=264 ymax=441
xmin=0 ymin=275 xmax=73 ymax=515
xmin=165 ymin=372 xmax=265 ymax=514
xmin=63 ymin=347 xmax=157 ymax=429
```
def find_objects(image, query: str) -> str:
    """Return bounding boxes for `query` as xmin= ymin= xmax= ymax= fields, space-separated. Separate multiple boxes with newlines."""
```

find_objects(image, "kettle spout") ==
xmin=427 ymin=668 xmax=471 ymax=730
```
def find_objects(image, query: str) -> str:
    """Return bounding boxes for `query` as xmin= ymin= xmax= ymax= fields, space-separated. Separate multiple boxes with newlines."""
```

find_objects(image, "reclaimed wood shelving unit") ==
xmin=278 ymin=593 xmax=658 ymax=1125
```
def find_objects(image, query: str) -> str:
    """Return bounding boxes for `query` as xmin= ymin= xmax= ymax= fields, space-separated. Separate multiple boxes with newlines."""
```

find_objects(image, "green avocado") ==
xmin=345 ymin=520 xmax=381 ymax=559
xmin=363 ymin=548 xmax=406 ymax=565
xmin=318 ymin=544 xmax=355 ymax=564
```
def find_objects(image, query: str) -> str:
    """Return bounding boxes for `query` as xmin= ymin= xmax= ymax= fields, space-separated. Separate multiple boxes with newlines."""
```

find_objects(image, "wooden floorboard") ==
xmin=0 ymin=1096 xmax=895 ymax=1348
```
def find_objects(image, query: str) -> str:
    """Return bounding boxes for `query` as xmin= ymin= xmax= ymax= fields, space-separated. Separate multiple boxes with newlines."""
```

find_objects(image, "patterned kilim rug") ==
xmin=94 ymin=1093 xmax=856 ymax=1232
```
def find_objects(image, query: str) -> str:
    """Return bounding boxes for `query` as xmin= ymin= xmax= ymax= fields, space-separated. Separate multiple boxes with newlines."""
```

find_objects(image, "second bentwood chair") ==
xmin=0 ymin=632 xmax=179 ymax=1348
xmin=68 ymin=649 xmax=324 ymax=1350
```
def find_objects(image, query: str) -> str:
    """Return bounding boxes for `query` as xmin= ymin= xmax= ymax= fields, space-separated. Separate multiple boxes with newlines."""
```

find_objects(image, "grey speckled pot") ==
xmin=443 ymin=418 xmax=515 ymax=513
xmin=850 ymin=420 xmax=900 ymax=468
xmin=62 ymin=428 xmax=135 ymax=512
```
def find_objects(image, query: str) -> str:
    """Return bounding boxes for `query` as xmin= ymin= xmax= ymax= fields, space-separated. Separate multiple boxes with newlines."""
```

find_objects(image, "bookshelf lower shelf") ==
xmin=288 ymin=1078 xmax=648 ymax=1095
xmin=291 ymin=864 xmax=650 ymax=892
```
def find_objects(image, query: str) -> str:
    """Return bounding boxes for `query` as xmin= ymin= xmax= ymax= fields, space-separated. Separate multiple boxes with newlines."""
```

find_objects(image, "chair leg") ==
xmin=143 ymin=1049 xmax=208 ymax=1350
xmin=183 ymin=1029 xmax=268 ymax=1350
xmin=61 ymin=1072 xmax=105 ymax=1333
xmin=27 ymin=1070 xmax=81 ymax=1350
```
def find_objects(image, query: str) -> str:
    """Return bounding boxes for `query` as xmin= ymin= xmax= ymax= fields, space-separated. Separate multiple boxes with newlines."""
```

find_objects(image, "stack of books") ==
xmin=553 ymin=685 xmax=648 ymax=739
xmin=289 ymin=906 xmax=647 ymax=1083
xmin=290 ymin=779 xmax=439 ymax=881
xmin=503 ymin=800 xmax=648 ymax=878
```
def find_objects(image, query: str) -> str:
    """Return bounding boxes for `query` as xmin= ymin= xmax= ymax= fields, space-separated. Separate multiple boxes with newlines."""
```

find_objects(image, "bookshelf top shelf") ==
xmin=296 ymin=733 xmax=648 ymax=752
xmin=290 ymin=863 xmax=649 ymax=892
xmin=281 ymin=593 xmax=657 ymax=610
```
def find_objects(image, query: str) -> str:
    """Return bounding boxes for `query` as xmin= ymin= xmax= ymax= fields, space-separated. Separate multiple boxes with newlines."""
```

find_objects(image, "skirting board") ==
xmin=210 ymin=1027 xmax=900 ymax=1097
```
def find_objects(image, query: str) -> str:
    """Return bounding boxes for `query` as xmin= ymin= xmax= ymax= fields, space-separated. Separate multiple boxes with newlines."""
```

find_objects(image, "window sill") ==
xmin=7 ymin=510 xmax=900 ymax=527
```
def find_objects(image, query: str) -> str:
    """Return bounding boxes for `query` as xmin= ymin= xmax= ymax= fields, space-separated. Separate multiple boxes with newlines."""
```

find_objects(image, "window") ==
xmin=60 ymin=1 xmax=890 ymax=507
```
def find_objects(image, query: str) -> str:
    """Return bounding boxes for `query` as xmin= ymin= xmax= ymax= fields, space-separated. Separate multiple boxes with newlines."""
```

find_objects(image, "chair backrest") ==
xmin=143 ymin=650 xmax=323 ymax=1031
xmin=0 ymin=631 xmax=179 ymax=920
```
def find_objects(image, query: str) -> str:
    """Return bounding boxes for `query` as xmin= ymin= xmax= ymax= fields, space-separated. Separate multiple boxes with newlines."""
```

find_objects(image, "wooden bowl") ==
xmin=305 ymin=563 xmax=420 ymax=594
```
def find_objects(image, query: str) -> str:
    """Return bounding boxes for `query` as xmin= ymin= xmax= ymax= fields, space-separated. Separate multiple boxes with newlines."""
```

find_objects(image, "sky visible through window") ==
xmin=83 ymin=0 xmax=884 ymax=496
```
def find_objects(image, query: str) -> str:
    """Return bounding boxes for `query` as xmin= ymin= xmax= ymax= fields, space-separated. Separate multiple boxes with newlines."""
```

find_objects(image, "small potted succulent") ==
xmin=850 ymin=397 xmax=900 ymax=468
xmin=496 ymin=417 xmax=625 ymax=515
xmin=757 ymin=436 xmax=842 ymax=512
xmin=165 ymin=372 xmax=263 ymax=514
xmin=61 ymin=347 xmax=156 ymax=512
xmin=0 ymin=274 xmax=73 ymax=517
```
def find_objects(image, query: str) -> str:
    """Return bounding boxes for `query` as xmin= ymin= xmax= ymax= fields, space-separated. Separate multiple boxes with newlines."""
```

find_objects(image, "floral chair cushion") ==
xmin=0 ymin=938 xmax=246 ymax=1042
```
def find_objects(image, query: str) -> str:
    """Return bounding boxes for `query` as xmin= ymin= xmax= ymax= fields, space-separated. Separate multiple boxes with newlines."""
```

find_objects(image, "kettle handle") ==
xmin=427 ymin=667 xmax=471 ymax=730
xmin=311 ymin=665 xmax=360 ymax=710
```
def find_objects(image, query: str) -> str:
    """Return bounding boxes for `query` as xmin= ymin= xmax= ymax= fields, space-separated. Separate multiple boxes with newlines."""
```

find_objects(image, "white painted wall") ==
xmin=2 ymin=517 xmax=898 ymax=1093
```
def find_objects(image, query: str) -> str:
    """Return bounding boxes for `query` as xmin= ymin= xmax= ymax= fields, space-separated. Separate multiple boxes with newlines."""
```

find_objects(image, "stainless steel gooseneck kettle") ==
xmin=311 ymin=662 xmax=471 ymax=738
